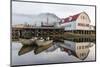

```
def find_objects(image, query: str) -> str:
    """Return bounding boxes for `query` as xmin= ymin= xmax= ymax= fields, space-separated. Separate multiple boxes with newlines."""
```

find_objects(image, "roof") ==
xmin=62 ymin=13 xmax=81 ymax=23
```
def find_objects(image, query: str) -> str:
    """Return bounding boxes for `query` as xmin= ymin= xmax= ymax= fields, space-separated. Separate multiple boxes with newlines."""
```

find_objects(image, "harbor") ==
xmin=12 ymin=39 xmax=95 ymax=66
xmin=11 ymin=2 xmax=96 ymax=65
xmin=11 ymin=11 xmax=96 ymax=62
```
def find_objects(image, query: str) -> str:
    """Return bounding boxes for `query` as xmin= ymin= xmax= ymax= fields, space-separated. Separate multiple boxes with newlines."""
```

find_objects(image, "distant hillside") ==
xmin=12 ymin=13 xmax=61 ymax=26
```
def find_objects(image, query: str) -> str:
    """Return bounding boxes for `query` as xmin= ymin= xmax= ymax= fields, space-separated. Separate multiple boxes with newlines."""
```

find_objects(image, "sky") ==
xmin=12 ymin=1 xmax=95 ymax=26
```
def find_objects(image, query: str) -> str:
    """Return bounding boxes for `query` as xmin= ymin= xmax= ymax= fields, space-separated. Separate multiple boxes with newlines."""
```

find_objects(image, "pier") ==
xmin=12 ymin=26 xmax=95 ymax=41
xmin=12 ymin=27 xmax=64 ymax=40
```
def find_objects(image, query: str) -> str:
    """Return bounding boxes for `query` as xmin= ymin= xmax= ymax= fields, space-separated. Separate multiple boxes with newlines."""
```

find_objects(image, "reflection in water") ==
xmin=18 ymin=45 xmax=35 ymax=56
xmin=18 ymin=38 xmax=95 ymax=60
xmin=12 ymin=38 xmax=95 ymax=66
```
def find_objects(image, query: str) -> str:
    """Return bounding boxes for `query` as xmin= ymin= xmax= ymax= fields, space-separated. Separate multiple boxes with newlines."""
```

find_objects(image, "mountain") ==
xmin=12 ymin=13 xmax=61 ymax=26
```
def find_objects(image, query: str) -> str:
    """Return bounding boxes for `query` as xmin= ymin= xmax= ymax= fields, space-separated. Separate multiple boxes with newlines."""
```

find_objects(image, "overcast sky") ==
xmin=12 ymin=1 xmax=95 ymax=26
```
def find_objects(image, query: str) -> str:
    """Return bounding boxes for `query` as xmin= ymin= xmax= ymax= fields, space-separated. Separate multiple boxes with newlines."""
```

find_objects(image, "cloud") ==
xmin=12 ymin=1 xmax=95 ymax=25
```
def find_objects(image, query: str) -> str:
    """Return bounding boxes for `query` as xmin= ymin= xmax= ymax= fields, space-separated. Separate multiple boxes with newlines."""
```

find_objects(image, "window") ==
xmin=81 ymin=15 xmax=85 ymax=19
xmin=83 ymin=16 xmax=85 ymax=19
xmin=85 ymin=46 xmax=88 ymax=48
xmin=77 ymin=46 xmax=79 ymax=50
xmin=80 ymin=53 xmax=86 ymax=57
xmin=79 ymin=46 xmax=81 ymax=49
xmin=78 ymin=23 xmax=89 ymax=27
xmin=82 ymin=46 xmax=84 ymax=49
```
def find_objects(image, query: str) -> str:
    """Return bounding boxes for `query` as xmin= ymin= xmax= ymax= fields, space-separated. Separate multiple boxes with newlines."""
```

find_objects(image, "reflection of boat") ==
xmin=34 ymin=42 xmax=53 ymax=54
xmin=45 ymin=43 xmax=59 ymax=52
xmin=18 ymin=45 xmax=36 ymax=56
xmin=34 ymin=40 xmax=53 ymax=54
xmin=18 ymin=40 xmax=53 ymax=55
xmin=19 ymin=37 xmax=37 ymax=45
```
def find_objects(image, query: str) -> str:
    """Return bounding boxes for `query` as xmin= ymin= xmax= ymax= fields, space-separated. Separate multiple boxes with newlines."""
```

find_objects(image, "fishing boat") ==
xmin=19 ymin=37 xmax=37 ymax=45
xmin=36 ymin=40 xmax=53 ymax=46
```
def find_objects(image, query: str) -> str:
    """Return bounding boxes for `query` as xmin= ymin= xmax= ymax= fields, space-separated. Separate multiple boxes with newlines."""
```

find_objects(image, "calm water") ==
xmin=11 ymin=41 xmax=95 ymax=66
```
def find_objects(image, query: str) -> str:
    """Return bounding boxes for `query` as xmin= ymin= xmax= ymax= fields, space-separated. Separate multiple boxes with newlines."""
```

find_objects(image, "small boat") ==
xmin=36 ymin=40 xmax=53 ymax=46
xmin=18 ymin=45 xmax=35 ymax=56
xmin=19 ymin=38 xmax=37 ymax=45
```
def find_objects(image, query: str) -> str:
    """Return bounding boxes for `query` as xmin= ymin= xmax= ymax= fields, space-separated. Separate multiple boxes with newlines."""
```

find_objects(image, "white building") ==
xmin=59 ymin=12 xmax=94 ymax=30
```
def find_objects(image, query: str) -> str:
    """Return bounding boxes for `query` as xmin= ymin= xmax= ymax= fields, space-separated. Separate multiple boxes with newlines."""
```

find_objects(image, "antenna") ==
xmin=47 ymin=16 xmax=48 ymax=24
xmin=41 ymin=21 xmax=43 ymax=26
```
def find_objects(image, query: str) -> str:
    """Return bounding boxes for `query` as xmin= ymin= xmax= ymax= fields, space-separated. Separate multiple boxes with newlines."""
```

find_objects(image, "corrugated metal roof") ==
xmin=62 ymin=13 xmax=81 ymax=23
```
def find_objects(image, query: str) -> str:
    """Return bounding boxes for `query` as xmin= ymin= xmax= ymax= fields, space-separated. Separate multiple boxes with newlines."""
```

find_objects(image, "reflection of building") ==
xmin=61 ymin=40 xmax=93 ymax=60
xmin=45 ymin=37 xmax=95 ymax=60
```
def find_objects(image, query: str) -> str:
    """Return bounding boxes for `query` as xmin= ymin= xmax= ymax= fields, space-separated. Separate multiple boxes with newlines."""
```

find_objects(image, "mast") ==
xmin=47 ymin=16 xmax=48 ymax=25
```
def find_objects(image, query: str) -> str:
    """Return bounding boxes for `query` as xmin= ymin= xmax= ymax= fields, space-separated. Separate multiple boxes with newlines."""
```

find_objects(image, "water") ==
xmin=11 ymin=41 xmax=95 ymax=66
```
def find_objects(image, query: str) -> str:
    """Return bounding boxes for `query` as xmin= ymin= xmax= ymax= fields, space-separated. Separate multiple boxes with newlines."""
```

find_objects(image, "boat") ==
xmin=19 ymin=38 xmax=37 ymax=45
xmin=36 ymin=40 xmax=53 ymax=46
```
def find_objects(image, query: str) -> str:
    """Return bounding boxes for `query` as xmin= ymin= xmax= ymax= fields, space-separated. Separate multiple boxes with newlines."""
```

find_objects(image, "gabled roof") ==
xmin=62 ymin=13 xmax=81 ymax=23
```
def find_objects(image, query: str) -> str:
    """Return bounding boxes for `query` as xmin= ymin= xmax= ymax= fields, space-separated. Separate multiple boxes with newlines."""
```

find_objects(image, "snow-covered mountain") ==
xmin=12 ymin=13 xmax=61 ymax=27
